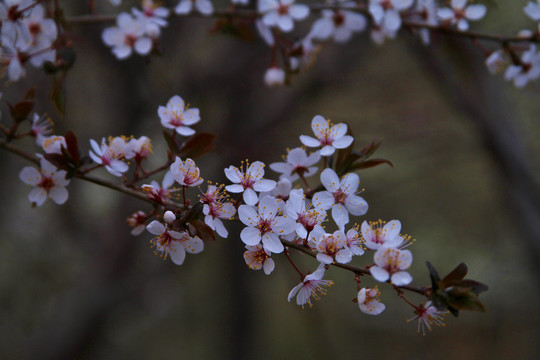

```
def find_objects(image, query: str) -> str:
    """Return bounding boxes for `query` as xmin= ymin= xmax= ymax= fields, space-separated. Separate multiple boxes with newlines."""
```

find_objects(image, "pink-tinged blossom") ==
xmin=315 ymin=229 xmax=352 ymax=265
xmin=344 ymin=226 xmax=365 ymax=256
xmin=504 ymin=45 xmax=540 ymax=88
xmin=158 ymin=95 xmax=200 ymax=136
xmin=436 ymin=0 xmax=486 ymax=31
xmin=238 ymin=195 xmax=296 ymax=254
xmin=287 ymin=264 xmax=334 ymax=308
xmin=361 ymin=219 xmax=403 ymax=250
xmin=146 ymin=220 xmax=203 ymax=265
xmin=20 ymin=4 xmax=57 ymax=67
xmin=299 ymin=115 xmax=354 ymax=156
xmin=243 ymin=244 xmax=275 ymax=275
xmin=408 ymin=301 xmax=447 ymax=335
xmin=142 ymin=171 xmax=176 ymax=204
xmin=201 ymin=184 xmax=236 ymax=238
xmin=413 ymin=0 xmax=439 ymax=45
xmin=485 ymin=50 xmax=507 ymax=75
xmin=369 ymin=0 xmax=414 ymax=33
xmin=286 ymin=189 xmax=326 ymax=240
xmin=102 ymin=12 xmax=153 ymax=59
xmin=89 ymin=138 xmax=129 ymax=177
xmin=370 ymin=246 xmax=413 ymax=286
xmin=133 ymin=0 xmax=170 ymax=30
xmin=525 ymin=1 xmax=540 ymax=21
xmin=19 ymin=158 xmax=70 ymax=206
xmin=127 ymin=210 xmax=148 ymax=235
xmin=124 ymin=136 xmax=152 ymax=161
xmin=41 ymin=135 xmax=66 ymax=154
xmin=258 ymin=0 xmax=310 ymax=33
xmin=270 ymin=147 xmax=320 ymax=182
xmin=31 ymin=113 xmax=53 ymax=146
xmin=170 ymin=157 xmax=203 ymax=187
xmin=310 ymin=5 xmax=367 ymax=43
xmin=225 ymin=160 xmax=276 ymax=206
xmin=175 ymin=0 xmax=214 ymax=16
xmin=357 ymin=287 xmax=385 ymax=315
xmin=312 ymin=168 xmax=368 ymax=228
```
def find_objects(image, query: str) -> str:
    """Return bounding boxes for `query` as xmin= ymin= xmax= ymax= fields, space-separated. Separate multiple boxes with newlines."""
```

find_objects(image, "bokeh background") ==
xmin=1 ymin=1 xmax=539 ymax=359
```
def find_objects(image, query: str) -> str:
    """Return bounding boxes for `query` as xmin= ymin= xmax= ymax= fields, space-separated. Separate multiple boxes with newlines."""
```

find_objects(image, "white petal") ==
xmin=19 ymin=167 xmax=41 ymax=185
xmin=238 ymin=205 xmax=259 ymax=226
xmin=332 ymin=135 xmax=354 ymax=149
xmin=49 ymin=186 xmax=68 ymax=204
xmin=299 ymin=135 xmax=321 ymax=147
xmin=457 ymin=19 xmax=469 ymax=31
xmin=320 ymin=145 xmax=335 ymax=156
xmin=289 ymin=4 xmax=309 ymax=20
xmin=332 ymin=204 xmax=349 ymax=228
xmin=370 ymin=266 xmax=390 ymax=282
xmin=183 ymin=235 xmax=204 ymax=254
xmin=175 ymin=0 xmax=192 ymax=14
xmin=169 ymin=242 xmax=186 ymax=265
xmin=320 ymin=168 xmax=340 ymax=192
xmin=391 ymin=271 xmax=413 ymax=286
xmin=146 ymin=220 xmax=166 ymax=235
xmin=312 ymin=191 xmax=334 ymax=210
xmin=316 ymin=253 xmax=333 ymax=264
xmin=225 ymin=184 xmax=244 ymax=193
xmin=254 ymin=179 xmax=276 ymax=192
xmin=384 ymin=9 xmax=402 ymax=32
xmin=262 ymin=233 xmax=284 ymax=253
xmin=241 ymin=226 xmax=262 ymax=245
xmin=195 ymin=0 xmax=214 ymax=15
xmin=437 ymin=8 xmax=454 ymax=21
xmin=465 ymin=5 xmax=486 ymax=20
xmin=28 ymin=187 xmax=47 ymax=206
xmin=345 ymin=195 xmax=368 ymax=216
xmin=134 ymin=37 xmax=152 ymax=55
xmin=243 ymin=188 xmax=259 ymax=206
xmin=263 ymin=258 xmax=275 ymax=275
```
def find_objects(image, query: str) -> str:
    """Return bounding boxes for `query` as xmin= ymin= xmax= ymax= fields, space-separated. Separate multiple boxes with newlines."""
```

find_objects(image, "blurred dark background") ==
xmin=1 ymin=1 xmax=539 ymax=359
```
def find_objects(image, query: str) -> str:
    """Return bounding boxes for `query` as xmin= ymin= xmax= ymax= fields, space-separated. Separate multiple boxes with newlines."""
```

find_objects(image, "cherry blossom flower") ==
xmin=361 ymin=219 xmax=403 ymax=250
xmin=142 ymin=171 xmax=176 ymax=204
xmin=344 ymin=226 xmax=365 ymax=256
xmin=369 ymin=0 xmax=414 ymax=33
xmin=287 ymin=264 xmax=334 ymax=308
xmin=89 ymin=138 xmax=129 ymax=177
xmin=258 ymin=0 xmax=310 ymax=33
xmin=310 ymin=4 xmax=367 ymax=43
xmin=299 ymin=115 xmax=353 ymax=156
xmin=243 ymin=244 xmax=275 ymax=275
xmin=357 ymin=287 xmax=385 ymax=315
xmin=146 ymin=220 xmax=204 ymax=265
xmin=158 ymin=95 xmax=200 ymax=136
xmin=19 ymin=158 xmax=70 ymax=206
xmin=201 ymin=185 xmax=236 ymax=238
xmin=238 ymin=195 xmax=296 ymax=253
xmin=0 ymin=23 xmax=27 ymax=81
xmin=133 ymin=0 xmax=170 ymax=30
xmin=19 ymin=4 xmax=57 ymax=67
xmin=370 ymin=246 xmax=413 ymax=286
xmin=315 ymin=229 xmax=352 ymax=265
xmin=264 ymin=66 xmax=286 ymax=87
xmin=524 ymin=1 xmax=540 ymax=21
xmin=413 ymin=0 xmax=439 ymax=45
xmin=102 ymin=12 xmax=153 ymax=59
xmin=504 ymin=45 xmax=540 ymax=88
xmin=124 ymin=136 xmax=152 ymax=161
xmin=270 ymin=147 xmax=320 ymax=182
xmin=31 ymin=113 xmax=52 ymax=146
xmin=312 ymin=168 xmax=368 ymax=228
xmin=485 ymin=50 xmax=507 ymax=75
xmin=127 ymin=210 xmax=148 ymax=236
xmin=286 ymin=188 xmax=326 ymax=240
xmin=436 ymin=0 xmax=487 ymax=31
xmin=225 ymin=160 xmax=276 ymax=206
xmin=41 ymin=135 xmax=66 ymax=154
xmin=170 ymin=157 xmax=204 ymax=187
xmin=407 ymin=301 xmax=447 ymax=335
xmin=175 ymin=0 xmax=214 ymax=16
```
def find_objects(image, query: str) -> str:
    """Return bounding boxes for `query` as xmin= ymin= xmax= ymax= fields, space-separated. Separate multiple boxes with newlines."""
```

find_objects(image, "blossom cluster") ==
xmin=4 ymin=86 xmax=491 ymax=333
xmin=2 ymin=0 xmax=539 ymax=91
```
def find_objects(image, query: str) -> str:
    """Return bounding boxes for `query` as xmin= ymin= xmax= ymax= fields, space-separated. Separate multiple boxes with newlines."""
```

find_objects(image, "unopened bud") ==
xmin=264 ymin=67 xmax=285 ymax=87
xmin=164 ymin=210 xmax=176 ymax=224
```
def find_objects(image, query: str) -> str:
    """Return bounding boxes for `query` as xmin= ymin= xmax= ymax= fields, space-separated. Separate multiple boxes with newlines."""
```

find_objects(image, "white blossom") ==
xmin=19 ymin=158 xmax=70 ymax=206
xmin=436 ymin=0 xmax=486 ymax=31
xmin=258 ymin=0 xmax=310 ymax=33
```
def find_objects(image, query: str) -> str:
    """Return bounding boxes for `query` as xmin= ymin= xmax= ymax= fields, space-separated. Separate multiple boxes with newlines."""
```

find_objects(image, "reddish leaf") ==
xmin=65 ymin=131 xmax=80 ymax=164
xmin=190 ymin=219 xmax=216 ymax=242
xmin=349 ymin=158 xmax=393 ymax=171
xmin=25 ymin=87 xmax=36 ymax=100
xmin=10 ymin=100 xmax=34 ymax=122
xmin=43 ymin=153 xmax=68 ymax=170
xmin=178 ymin=132 xmax=217 ymax=159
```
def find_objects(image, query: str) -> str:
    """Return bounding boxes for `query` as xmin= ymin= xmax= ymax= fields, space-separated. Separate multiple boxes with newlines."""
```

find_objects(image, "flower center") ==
xmin=333 ymin=189 xmax=347 ymax=204
xmin=333 ymin=12 xmax=345 ymax=27
xmin=277 ymin=4 xmax=289 ymax=15
xmin=257 ymin=219 xmax=273 ymax=235
xmin=39 ymin=176 xmax=54 ymax=191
